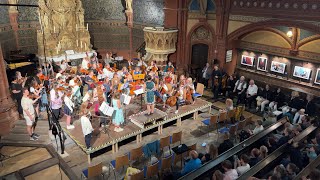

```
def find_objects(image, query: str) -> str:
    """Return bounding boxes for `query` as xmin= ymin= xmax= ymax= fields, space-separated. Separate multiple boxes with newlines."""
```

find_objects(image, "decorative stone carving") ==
xmin=37 ymin=0 xmax=91 ymax=57
xmin=191 ymin=26 xmax=211 ymax=41
xmin=143 ymin=27 xmax=178 ymax=62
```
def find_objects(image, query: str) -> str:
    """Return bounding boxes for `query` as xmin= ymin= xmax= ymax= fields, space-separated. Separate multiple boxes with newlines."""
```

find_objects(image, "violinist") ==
xmin=147 ymin=60 xmax=158 ymax=73
xmin=171 ymin=84 xmax=185 ymax=114
xmin=11 ymin=71 xmax=27 ymax=118
xmin=85 ymin=70 xmax=96 ymax=91
xmin=111 ymin=73 xmax=121 ymax=93
xmin=90 ymin=53 xmax=98 ymax=67
xmin=164 ymin=71 xmax=175 ymax=84
xmin=212 ymin=65 xmax=222 ymax=99
xmin=137 ymin=59 xmax=147 ymax=68
xmin=156 ymin=79 xmax=171 ymax=108
xmin=164 ymin=61 xmax=175 ymax=73
xmin=132 ymin=66 xmax=142 ymax=75
xmin=103 ymin=63 xmax=115 ymax=80
xmin=185 ymin=78 xmax=196 ymax=104
xmin=60 ymin=60 xmax=70 ymax=73
xmin=42 ymin=61 xmax=53 ymax=77
xmin=29 ymin=80 xmax=42 ymax=119
xmin=64 ymin=89 xmax=75 ymax=130
xmin=179 ymin=75 xmax=186 ymax=86
xmin=103 ymin=77 xmax=112 ymax=104
xmin=69 ymin=75 xmax=82 ymax=99
xmin=35 ymin=69 xmax=49 ymax=111
xmin=50 ymin=84 xmax=63 ymax=122
xmin=55 ymin=68 xmax=66 ymax=82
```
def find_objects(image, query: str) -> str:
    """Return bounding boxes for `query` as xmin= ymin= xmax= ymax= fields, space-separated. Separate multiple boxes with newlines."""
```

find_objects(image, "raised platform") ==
xmin=62 ymin=98 xmax=212 ymax=163
xmin=129 ymin=108 xmax=167 ymax=129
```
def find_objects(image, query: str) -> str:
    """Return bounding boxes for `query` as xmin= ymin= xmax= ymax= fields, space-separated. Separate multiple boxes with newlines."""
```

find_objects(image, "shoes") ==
xmin=87 ymin=147 xmax=92 ymax=152
xmin=67 ymin=125 xmax=75 ymax=130
xmin=145 ymin=113 xmax=150 ymax=116
xmin=114 ymin=127 xmax=124 ymax=132
xmin=30 ymin=136 xmax=38 ymax=141
xmin=175 ymin=110 xmax=178 ymax=114
xmin=32 ymin=133 xmax=40 ymax=139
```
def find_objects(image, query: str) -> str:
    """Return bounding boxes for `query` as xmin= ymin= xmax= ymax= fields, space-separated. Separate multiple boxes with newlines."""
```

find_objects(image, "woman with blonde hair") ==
xmin=225 ymin=98 xmax=234 ymax=112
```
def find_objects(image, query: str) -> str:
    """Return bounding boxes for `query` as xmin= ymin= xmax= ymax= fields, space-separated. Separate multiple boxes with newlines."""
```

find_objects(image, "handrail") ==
xmin=238 ymin=125 xmax=317 ymax=180
xmin=294 ymin=150 xmax=320 ymax=180
xmin=179 ymin=118 xmax=287 ymax=180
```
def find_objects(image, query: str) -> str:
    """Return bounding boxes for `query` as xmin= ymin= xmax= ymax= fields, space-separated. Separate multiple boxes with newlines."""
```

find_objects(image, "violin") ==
xmin=80 ymin=69 xmax=89 ymax=75
xmin=38 ymin=74 xmax=49 ymax=81
xmin=185 ymin=86 xmax=193 ymax=104
xmin=92 ymin=75 xmax=99 ymax=83
xmin=167 ymin=66 xmax=174 ymax=73
xmin=166 ymin=89 xmax=179 ymax=107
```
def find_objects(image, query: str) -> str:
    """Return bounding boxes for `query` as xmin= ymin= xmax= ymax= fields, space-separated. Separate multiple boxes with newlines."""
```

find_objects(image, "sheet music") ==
xmin=120 ymin=94 xmax=131 ymax=105
xmin=99 ymin=102 xmax=115 ymax=116
xmin=134 ymin=88 xmax=144 ymax=95
xmin=82 ymin=92 xmax=90 ymax=102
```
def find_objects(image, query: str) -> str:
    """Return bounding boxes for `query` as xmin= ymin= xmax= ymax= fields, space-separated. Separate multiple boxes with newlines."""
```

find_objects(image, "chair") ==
xmin=218 ymin=124 xmax=237 ymax=141
xmin=171 ymin=131 xmax=182 ymax=145
xmin=129 ymin=170 xmax=144 ymax=180
xmin=194 ymin=83 xmax=204 ymax=98
xmin=219 ymin=111 xmax=227 ymax=125
xmin=81 ymin=162 xmax=103 ymax=179
xmin=201 ymin=114 xmax=218 ymax=136
xmin=227 ymin=109 xmax=236 ymax=122
xmin=186 ymin=143 xmax=197 ymax=157
xmin=245 ymin=116 xmax=253 ymax=128
xmin=130 ymin=146 xmax=143 ymax=165
xmin=146 ymin=161 xmax=159 ymax=179
xmin=161 ymin=154 xmax=173 ymax=175
xmin=115 ymin=154 xmax=129 ymax=171
xmin=160 ymin=136 xmax=171 ymax=157
xmin=173 ymin=153 xmax=182 ymax=167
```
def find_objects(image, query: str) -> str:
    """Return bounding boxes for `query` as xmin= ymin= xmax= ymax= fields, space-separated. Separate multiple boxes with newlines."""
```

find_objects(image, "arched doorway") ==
xmin=191 ymin=43 xmax=208 ymax=80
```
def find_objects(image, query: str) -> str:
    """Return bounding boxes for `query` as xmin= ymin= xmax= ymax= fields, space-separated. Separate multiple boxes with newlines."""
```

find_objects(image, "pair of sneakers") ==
xmin=30 ymin=133 xmax=40 ymax=141
xmin=114 ymin=127 xmax=124 ymax=132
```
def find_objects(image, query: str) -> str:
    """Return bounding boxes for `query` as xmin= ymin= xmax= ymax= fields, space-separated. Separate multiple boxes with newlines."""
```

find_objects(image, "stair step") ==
xmin=2 ymin=133 xmax=50 ymax=143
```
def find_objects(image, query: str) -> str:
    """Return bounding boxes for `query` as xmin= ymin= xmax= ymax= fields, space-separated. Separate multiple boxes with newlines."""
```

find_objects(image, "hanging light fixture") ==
xmin=287 ymin=28 xmax=293 ymax=38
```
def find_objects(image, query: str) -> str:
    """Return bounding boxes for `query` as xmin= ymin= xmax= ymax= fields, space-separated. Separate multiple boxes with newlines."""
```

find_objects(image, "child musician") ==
xmin=64 ymin=89 xmax=75 ymax=130
xmin=80 ymin=105 xmax=93 ymax=150
xmin=112 ymin=93 xmax=124 ymax=132
xmin=145 ymin=75 xmax=156 ymax=115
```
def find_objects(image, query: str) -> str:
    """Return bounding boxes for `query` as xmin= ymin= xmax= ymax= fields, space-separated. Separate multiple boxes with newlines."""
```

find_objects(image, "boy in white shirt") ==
xmin=80 ymin=106 xmax=94 ymax=151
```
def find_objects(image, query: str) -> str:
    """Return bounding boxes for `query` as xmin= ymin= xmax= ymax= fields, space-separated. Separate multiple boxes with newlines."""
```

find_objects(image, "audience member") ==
xmin=201 ymin=63 xmax=212 ymax=89
xmin=256 ymin=84 xmax=272 ymax=113
xmin=234 ymin=154 xmax=250 ymax=175
xmin=288 ymin=91 xmax=304 ymax=112
xmin=277 ymin=128 xmax=292 ymax=147
xmin=212 ymin=160 xmax=238 ymax=180
xmin=198 ymin=144 xmax=218 ymax=164
xmin=286 ymin=163 xmax=299 ymax=179
xmin=212 ymin=65 xmax=222 ymax=99
xmin=246 ymin=80 xmax=258 ymax=109
xmin=249 ymin=120 xmax=264 ymax=135
xmin=225 ymin=98 xmax=234 ymax=112
xmin=233 ymin=76 xmax=247 ymax=105
xmin=225 ymin=75 xmax=236 ymax=98
xmin=302 ymin=169 xmax=320 ymax=180
xmin=273 ymin=165 xmax=289 ymax=180
xmin=288 ymin=140 xmax=305 ymax=169
xmin=269 ymin=88 xmax=285 ymax=111
xmin=259 ymin=145 xmax=268 ymax=159
xmin=249 ymin=148 xmax=261 ymax=167
xmin=180 ymin=150 xmax=202 ymax=176
xmin=218 ymin=133 xmax=234 ymax=154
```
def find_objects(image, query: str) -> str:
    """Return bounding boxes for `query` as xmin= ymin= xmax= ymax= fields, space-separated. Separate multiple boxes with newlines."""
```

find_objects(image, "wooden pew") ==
xmin=179 ymin=118 xmax=288 ymax=180
xmin=238 ymin=125 xmax=318 ymax=180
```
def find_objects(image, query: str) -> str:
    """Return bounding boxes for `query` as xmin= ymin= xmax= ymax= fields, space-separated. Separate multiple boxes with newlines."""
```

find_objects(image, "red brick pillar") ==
xmin=0 ymin=46 xmax=19 ymax=136
xmin=8 ymin=7 xmax=19 ymax=48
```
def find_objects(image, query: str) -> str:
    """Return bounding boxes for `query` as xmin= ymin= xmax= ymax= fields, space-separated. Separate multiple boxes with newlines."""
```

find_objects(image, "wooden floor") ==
xmin=2 ymin=89 xmax=261 ymax=179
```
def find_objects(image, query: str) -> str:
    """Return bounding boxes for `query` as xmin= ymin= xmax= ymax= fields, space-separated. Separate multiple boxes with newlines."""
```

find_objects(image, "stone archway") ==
xmin=186 ymin=22 xmax=215 ymax=71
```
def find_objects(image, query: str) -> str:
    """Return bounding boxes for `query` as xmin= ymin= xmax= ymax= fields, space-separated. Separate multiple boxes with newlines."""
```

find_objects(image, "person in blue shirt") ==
xmin=181 ymin=150 xmax=202 ymax=175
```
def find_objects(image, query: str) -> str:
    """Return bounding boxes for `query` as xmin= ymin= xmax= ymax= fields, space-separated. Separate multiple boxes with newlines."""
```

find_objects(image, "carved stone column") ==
xmin=126 ymin=10 xmax=133 ymax=61
xmin=0 ymin=46 xmax=19 ymax=136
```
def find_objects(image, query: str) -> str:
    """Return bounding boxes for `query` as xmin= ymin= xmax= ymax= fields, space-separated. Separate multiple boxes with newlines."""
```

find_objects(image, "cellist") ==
xmin=185 ymin=77 xmax=196 ymax=104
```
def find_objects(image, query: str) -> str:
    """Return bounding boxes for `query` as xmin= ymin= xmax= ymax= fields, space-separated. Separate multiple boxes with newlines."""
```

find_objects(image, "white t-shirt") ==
xmin=253 ymin=125 xmax=264 ymax=135
xmin=81 ymin=116 xmax=93 ymax=136
xmin=224 ymin=169 xmax=238 ymax=180
xmin=21 ymin=97 xmax=35 ymax=118
xmin=69 ymin=79 xmax=76 ymax=86
xmin=60 ymin=64 xmax=67 ymax=71
xmin=235 ymin=80 xmax=247 ymax=91
xmin=247 ymin=84 xmax=258 ymax=96
xmin=81 ymin=59 xmax=89 ymax=69
xmin=236 ymin=164 xmax=250 ymax=175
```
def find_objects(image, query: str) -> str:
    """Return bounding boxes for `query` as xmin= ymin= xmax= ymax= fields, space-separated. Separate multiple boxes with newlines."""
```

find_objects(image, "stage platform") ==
xmin=62 ymin=98 xmax=212 ymax=163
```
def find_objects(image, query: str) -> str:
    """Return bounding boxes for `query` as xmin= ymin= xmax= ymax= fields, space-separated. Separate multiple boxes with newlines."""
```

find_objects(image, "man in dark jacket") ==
xmin=218 ymin=133 xmax=234 ymax=154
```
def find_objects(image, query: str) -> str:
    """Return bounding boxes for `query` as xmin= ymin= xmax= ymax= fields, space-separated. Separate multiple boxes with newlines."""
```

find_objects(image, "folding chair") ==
xmin=171 ymin=131 xmax=182 ymax=146
xmin=227 ymin=109 xmax=236 ymax=123
xmin=201 ymin=114 xmax=218 ymax=136
xmin=146 ymin=161 xmax=159 ymax=179
xmin=160 ymin=154 xmax=173 ymax=177
xmin=160 ymin=136 xmax=171 ymax=158
xmin=219 ymin=111 xmax=227 ymax=125
xmin=194 ymin=83 xmax=204 ymax=98
xmin=113 ymin=154 xmax=129 ymax=179
xmin=129 ymin=146 xmax=143 ymax=166
xmin=81 ymin=162 xmax=103 ymax=179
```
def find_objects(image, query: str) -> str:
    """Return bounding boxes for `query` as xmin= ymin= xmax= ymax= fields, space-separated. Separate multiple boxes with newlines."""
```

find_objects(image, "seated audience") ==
xmin=225 ymin=74 xmax=236 ymax=98
xmin=302 ymin=169 xmax=320 ymax=180
xmin=286 ymin=163 xmax=299 ymax=179
xmin=180 ymin=150 xmax=202 ymax=176
xmin=273 ymin=164 xmax=289 ymax=180
xmin=246 ymin=80 xmax=258 ymax=109
xmin=225 ymin=98 xmax=234 ymax=112
xmin=277 ymin=128 xmax=292 ymax=147
xmin=212 ymin=160 xmax=238 ymax=180
xmin=288 ymin=139 xmax=305 ymax=169
xmin=233 ymin=76 xmax=247 ymax=105
xmin=249 ymin=120 xmax=264 ymax=135
xmin=269 ymin=88 xmax=285 ymax=111
xmin=198 ymin=144 xmax=218 ymax=164
xmin=218 ymin=133 xmax=234 ymax=154
xmin=234 ymin=154 xmax=250 ymax=175
xmin=256 ymin=84 xmax=272 ymax=113
xmin=259 ymin=145 xmax=268 ymax=159
xmin=249 ymin=148 xmax=261 ymax=167
xmin=304 ymin=94 xmax=317 ymax=117
xmin=288 ymin=91 xmax=304 ymax=112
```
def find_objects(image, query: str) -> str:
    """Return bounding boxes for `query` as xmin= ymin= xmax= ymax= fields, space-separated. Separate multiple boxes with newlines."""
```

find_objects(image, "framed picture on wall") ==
xmin=241 ymin=55 xmax=254 ymax=66
xmin=293 ymin=66 xmax=312 ymax=80
xmin=315 ymin=69 xmax=320 ymax=85
xmin=257 ymin=57 xmax=268 ymax=71
xmin=270 ymin=61 xmax=286 ymax=74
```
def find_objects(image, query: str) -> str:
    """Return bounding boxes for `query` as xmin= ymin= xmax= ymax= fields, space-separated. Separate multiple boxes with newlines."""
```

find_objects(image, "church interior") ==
xmin=1 ymin=0 xmax=320 ymax=179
